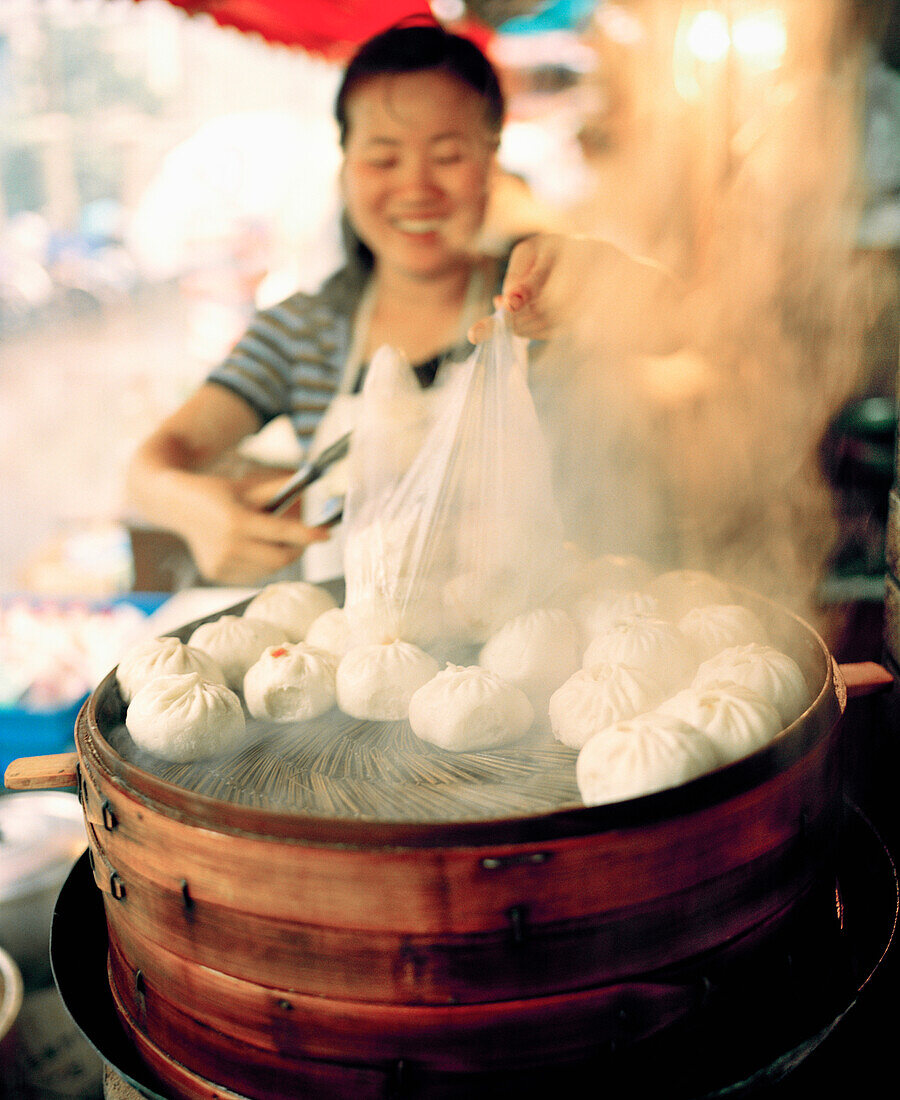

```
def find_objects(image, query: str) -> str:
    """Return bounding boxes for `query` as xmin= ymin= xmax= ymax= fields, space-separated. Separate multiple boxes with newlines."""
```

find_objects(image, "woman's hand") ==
xmin=126 ymin=383 xmax=330 ymax=586
xmin=169 ymin=470 xmax=331 ymax=585
xmin=468 ymin=233 xmax=685 ymax=354
xmin=469 ymin=234 xmax=580 ymax=343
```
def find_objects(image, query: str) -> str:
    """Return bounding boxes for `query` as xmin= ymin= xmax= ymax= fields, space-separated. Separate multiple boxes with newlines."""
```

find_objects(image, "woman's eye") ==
xmin=367 ymin=159 xmax=398 ymax=169
xmin=432 ymin=148 xmax=465 ymax=165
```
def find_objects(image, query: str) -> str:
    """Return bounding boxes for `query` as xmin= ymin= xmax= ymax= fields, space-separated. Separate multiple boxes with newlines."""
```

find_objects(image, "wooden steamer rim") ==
xmin=77 ymin=589 xmax=844 ymax=847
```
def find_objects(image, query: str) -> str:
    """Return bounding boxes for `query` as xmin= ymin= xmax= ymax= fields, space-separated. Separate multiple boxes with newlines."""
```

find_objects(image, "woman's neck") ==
xmin=364 ymin=258 xmax=483 ymax=364
xmin=372 ymin=259 xmax=474 ymax=311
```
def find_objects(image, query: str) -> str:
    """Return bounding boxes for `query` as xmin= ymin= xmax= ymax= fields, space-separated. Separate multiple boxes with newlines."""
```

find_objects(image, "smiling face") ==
xmin=341 ymin=69 xmax=498 ymax=282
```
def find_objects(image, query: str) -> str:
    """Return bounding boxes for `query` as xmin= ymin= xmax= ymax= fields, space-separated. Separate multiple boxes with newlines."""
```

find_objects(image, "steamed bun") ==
xmin=244 ymin=643 xmax=338 ymax=721
xmin=349 ymin=345 xmax=433 ymax=486
xmin=344 ymin=515 xmax=427 ymax=591
xmin=442 ymin=569 xmax=530 ymax=645
xmin=116 ymin=635 xmax=226 ymax=703
xmin=125 ymin=672 xmax=246 ymax=763
xmin=409 ymin=664 xmax=533 ymax=751
xmin=647 ymin=569 xmax=733 ymax=621
xmin=549 ymin=663 xmax=666 ymax=749
xmin=244 ymin=582 xmax=337 ymax=643
xmin=304 ymin=607 xmax=354 ymax=659
xmin=582 ymin=615 xmax=696 ymax=696
xmin=550 ymin=548 xmax=655 ymax=608
xmin=657 ymin=682 xmax=783 ymax=764
xmin=188 ymin=615 xmax=287 ymax=690
xmin=344 ymin=590 xmax=444 ymax=648
xmin=478 ymin=608 xmax=580 ymax=718
xmin=567 ymin=549 xmax=655 ymax=595
xmin=573 ymin=589 xmax=659 ymax=642
xmin=336 ymin=640 xmax=440 ymax=721
xmin=576 ymin=713 xmax=719 ymax=806
xmin=692 ymin=643 xmax=811 ymax=727
xmin=677 ymin=604 xmax=769 ymax=662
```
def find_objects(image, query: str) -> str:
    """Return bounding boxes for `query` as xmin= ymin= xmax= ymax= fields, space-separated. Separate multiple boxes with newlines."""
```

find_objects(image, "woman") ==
xmin=127 ymin=22 xmax=682 ymax=586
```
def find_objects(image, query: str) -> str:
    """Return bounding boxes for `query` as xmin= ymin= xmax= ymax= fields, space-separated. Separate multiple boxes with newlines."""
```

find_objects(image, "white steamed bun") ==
xmin=116 ymin=635 xmax=226 ymax=704
xmin=243 ymin=643 xmax=338 ymax=721
xmin=555 ymin=549 xmax=655 ymax=604
xmin=344 ymin=590 xmax=444 ymax=648
xmin=336 ymin=640 xmax=440 ymax=721
xmin=478 ymin=608 xmax=580 ymax=718
xmin=549 ymin=663 xmax=666 ymax=749
xmin=351 ymin=345 xmax=432 ymax=478
xmin=409 ymin=664 xmax=534 ymax=751
xmin=441 ymin=569 xmax=531 ymax=645
xmin=692 ymin=643 xmax=811 ymax=728
xmin=576 ymin=713 xmax=720 ymax=807
xmin=343 ymin=515 xmax=428 ymax=591
xmin=657 ymin=682 xmax=783 ymax=764
xmin=582 ymin=614 xmax=696 ymax=696
xmin=188 ymin=615 xmax=287 ymax=690
xmin=573 ymin=589 xmax=659 ymax=642
xmin=244 ymin=582 xmax=337 ymax=643
xmin=125 ymin=672 xmax=246 ymax=763
xmin=647 ymin=569 xmax=733 ymax=621
xmin=304 ymin=607 xmax=354 ymax=659
xmin=677 ymin=603 xmax=769 ymax=662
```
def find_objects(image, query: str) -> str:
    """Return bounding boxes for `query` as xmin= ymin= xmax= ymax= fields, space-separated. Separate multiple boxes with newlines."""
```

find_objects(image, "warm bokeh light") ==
xmin=732 ymin=10 xmax=788 ymax=70
xmin=673 ymin=5 xmax=788 ymax=100
xmin=685 ymin=10 xmax=730 ymax=63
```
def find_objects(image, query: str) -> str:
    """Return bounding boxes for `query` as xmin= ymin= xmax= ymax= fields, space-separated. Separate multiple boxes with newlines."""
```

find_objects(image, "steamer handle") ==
xmin=4 ymin=752 xmax=79 ymax=791
xmin=838 ymin=662 xmax=894 ymax=698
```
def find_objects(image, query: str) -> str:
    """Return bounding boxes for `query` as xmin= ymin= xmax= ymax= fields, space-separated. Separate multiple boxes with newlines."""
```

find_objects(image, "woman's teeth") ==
xmin=395 ymin=219 xmax=442 ymax=234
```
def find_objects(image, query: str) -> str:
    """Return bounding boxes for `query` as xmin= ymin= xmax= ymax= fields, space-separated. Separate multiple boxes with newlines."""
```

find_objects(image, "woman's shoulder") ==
xmin=266 ymin=264 xmax=366 ymax=324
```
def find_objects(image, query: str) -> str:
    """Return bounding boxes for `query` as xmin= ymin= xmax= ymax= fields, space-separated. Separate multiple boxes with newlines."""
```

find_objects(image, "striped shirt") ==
xmin=205 ymin=257 xmax=507 ymax=443
xmin=206 ymin=265 xmax=365 ymax=441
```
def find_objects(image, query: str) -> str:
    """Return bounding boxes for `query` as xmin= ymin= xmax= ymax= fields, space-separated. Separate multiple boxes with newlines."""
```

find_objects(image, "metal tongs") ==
xmin=263 ymin=431 xmax=350 ymax=525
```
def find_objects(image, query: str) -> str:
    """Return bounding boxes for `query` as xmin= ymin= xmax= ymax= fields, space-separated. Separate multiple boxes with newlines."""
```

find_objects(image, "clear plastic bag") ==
xmin=342 ymin=311 xmax=565 ymax=656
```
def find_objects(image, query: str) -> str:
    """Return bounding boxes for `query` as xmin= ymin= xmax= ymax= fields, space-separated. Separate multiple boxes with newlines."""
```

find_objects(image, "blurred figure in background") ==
xmin=126 ymin=21 xmax=683 ymax=587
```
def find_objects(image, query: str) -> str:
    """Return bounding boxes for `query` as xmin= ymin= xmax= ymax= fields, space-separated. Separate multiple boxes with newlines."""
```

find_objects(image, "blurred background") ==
xmin=0 ymin=1 xmax=898 ymax=1094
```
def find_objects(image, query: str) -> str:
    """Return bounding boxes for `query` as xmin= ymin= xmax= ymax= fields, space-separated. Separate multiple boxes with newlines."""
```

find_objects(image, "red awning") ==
xmin=133 ymin=0 xmax=493 ymax=58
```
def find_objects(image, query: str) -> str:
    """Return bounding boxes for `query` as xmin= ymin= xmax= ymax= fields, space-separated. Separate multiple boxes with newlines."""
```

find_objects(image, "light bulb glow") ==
xmin=430 ymin=0 xmax=466 ymax=21
xmin=732 ymin=11 xmax=787 ymax=69
xmin=686 ymin=10 xmax=731 ymax=63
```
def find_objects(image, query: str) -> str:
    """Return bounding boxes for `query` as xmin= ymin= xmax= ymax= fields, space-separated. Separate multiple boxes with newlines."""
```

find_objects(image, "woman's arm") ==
xmin=469 ymin=233 xmax=686 ymax=355
xmin=126 ymin=383 xmax=330 ymax=585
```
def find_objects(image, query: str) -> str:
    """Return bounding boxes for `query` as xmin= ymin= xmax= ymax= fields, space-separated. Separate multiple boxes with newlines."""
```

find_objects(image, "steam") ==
xmin=533 ymin=0 xmax=892 ymax=626
xmin=111 ymin=1 xmax=895 ymax=812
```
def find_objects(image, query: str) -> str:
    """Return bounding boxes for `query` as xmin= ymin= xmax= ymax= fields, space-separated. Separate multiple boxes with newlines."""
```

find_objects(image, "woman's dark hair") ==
xmin=336 ymin=22 xmax=505 ymax=274
xmin=335 ymin=22 xmax=505 ymax=146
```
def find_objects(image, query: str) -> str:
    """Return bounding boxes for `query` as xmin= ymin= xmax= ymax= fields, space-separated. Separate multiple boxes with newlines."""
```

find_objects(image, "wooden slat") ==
xmin=105 ymin=883 xmax=838 ymax=1100
xmin=107 ymin=928 xmax=698 ymax=1071
xmin=78 ymin=732 xmax=837 ymax=937
xmin=96 ymin=817 xmax=831 ymax=1005
xmin=109 ymin=972 xmax=389 ymax=1100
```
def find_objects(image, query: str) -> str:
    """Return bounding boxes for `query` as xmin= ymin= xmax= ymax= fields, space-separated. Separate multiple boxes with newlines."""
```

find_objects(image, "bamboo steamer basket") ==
xmin=8 ymin=593 xmax=887 ymax=1100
